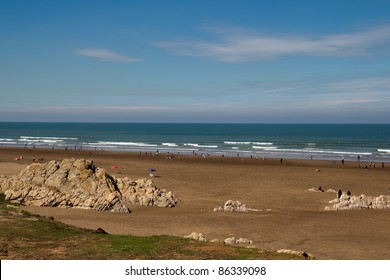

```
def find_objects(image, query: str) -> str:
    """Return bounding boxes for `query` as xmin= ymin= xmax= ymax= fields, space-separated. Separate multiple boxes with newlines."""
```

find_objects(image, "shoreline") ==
xmin=1 ymin=146 xmax=390 ymax=260
xmin=1 ymin=145 xmax=389 ymax=166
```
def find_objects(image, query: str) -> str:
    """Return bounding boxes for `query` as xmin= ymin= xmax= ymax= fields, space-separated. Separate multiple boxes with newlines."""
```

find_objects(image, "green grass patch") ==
xmin=0 ymin=194 xmax=305 ymax=260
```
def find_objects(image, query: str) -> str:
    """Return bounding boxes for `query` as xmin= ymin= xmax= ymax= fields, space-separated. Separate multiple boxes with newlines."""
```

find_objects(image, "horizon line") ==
xmin=1 ymin=121 xmax=389 ymax=125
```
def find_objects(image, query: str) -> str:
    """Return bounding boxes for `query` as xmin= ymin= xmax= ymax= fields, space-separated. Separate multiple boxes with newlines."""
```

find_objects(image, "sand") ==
xmin=1 ymin=146 xmax=390 ymax=260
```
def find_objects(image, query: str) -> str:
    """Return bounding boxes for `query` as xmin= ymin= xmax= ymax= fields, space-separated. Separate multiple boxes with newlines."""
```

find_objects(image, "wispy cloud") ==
xmin=238 ymin=75 xmax=390 ymax=110
xmin=74 ymin=48 xmax=144 ymax=63
xmin=326 ymin=77 xmax=390 ymax=92
xmin=323 ymin=99 xmax=379 ymax=106
xmin=156 ymin=25 xmax=390 ymax=62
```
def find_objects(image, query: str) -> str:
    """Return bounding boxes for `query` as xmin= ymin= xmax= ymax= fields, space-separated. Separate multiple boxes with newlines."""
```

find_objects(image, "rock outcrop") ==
xmin=308 ymin=187 xmax=336 ymax=193
xmin=277 ymin=249 xmax=316 ymax=260
xmin=325 ymin=193 xmax=390 ymax=211
xmin=0 ymin=158 xmax=178 ymax=213
xmin=183 ymin=233 xmax=253 ymax=245
xmin=184 ymin=232 xmax=207 ymax=242
xmin=213 ymin=200 xmax=261 ymax=212
xmin=224 ymin=237 xmax=253 ymax=245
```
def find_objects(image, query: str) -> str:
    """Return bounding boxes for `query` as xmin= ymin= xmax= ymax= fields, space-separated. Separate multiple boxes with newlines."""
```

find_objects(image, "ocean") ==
xmin=1 ymin=122 xmax=390 ymax=162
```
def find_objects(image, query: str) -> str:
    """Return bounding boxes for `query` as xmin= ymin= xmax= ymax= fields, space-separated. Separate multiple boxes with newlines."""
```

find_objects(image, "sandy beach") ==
xmin=1 ymin=146 xmax=390 ymax=260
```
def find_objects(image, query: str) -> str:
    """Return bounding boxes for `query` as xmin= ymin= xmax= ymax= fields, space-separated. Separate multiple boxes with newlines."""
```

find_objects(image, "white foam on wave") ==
xmin=184 ymin=143 xmax=218 ymax=148
xmin=378 ymin=149 xmax=390 ymax=154
xmin=162 ymin=143 xmax=178 ymax=147
xmin=225 ymin=141 xmax=273 ymax=145
xmin=0 ymin=141 xmax=18 ymax=144
xmin=20 ymin=136 xmax=78 ymax=140
xmin=95 ymin=141 xmax=158 ymax=147
xmin=256 ymin=147 xmax=372 ymax=156
xmin=304 ymin=148 xmax=372 ymax=156
xmin=18 ymin=136 xmax=79 ymax=144
xmin=18 ymin=139 xmax=63 ymax=143
xmin=224 ymin=141 xmax=251 ymax=145
xmin=252 ymin=146 xmax=278 ymax=150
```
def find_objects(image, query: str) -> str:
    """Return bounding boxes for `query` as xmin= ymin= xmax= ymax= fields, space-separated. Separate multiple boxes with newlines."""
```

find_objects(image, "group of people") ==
xmin=13 ymin=155 xmax=43 ymax=163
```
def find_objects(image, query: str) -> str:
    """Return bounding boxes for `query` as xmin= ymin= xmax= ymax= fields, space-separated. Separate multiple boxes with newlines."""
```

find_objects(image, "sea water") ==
xmin=0 ymin=122 xmax=389 ymax=162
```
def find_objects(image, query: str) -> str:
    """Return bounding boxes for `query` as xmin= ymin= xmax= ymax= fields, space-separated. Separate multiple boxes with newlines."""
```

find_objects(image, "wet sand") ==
xmin=1 ymin=146 xmax=390 ymax=259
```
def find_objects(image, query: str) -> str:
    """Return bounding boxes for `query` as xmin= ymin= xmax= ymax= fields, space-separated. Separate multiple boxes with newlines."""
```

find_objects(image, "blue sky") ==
xmin=1 ymin=0 xmax=390 ymax=123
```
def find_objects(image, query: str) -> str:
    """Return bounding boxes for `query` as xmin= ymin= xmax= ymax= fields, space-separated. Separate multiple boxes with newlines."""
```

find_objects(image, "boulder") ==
xmin=213 ymin=200 xmax=261 ymax=212
xmin=0 ymin=158 xmax=178 ymax=213
xmin=224 ymin=236 xmax=253 ymax=245
xmin=277 ymin=249 xmax=316 ymax=260
xmin=325 ymin=193 xmax=390 ymax=211
xmin=184 ymin=232 xmax=207 ymax=242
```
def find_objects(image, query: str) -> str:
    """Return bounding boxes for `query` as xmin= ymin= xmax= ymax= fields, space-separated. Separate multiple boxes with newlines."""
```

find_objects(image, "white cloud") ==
xmin=156 ymin=25 xmax=390 ymax=62
xmin=323 ymin=99 xmax=379 ymax=106
xmin=74 ymin=48 xmax=144 ymax=63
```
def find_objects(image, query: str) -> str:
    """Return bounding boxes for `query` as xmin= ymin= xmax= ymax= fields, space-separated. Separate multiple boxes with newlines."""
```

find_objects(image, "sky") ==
xmin=1 ymin=0 xmax=390 ymax=123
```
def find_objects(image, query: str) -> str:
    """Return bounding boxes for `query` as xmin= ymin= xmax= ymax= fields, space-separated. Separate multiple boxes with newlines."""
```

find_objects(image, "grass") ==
xmin=0 ymin=194 xmax=304 ymax=260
